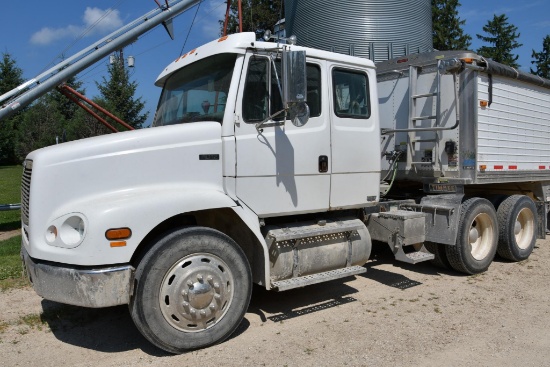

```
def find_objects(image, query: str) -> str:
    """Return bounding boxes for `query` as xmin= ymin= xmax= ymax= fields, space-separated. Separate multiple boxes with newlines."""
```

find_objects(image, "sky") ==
xmin=1 ymin=0 xmax=549 ymax=126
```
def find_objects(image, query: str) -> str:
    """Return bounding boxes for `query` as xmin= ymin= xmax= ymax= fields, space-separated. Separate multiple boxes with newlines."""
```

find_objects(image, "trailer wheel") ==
xmin=130 ymin=227 xmax=252 ymax=354
xmin=424 ymin=242 xmax=451 ymax=269
xmin=445 ymin=198 xmax=498 ymax=274
xmin=497 ymin=195 xmax=537 ymax=261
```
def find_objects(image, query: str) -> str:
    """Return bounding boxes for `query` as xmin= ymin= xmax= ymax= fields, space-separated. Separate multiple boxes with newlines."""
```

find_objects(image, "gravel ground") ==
xmin=1 ymin=239 xmax=549 ymax=367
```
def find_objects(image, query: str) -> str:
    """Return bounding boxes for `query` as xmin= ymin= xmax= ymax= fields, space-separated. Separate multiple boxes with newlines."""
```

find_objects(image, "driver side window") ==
xmin=243 ymin=57 xmax=269 ymax=122
xmin=242 ymin=56 xmax=322 ymax=123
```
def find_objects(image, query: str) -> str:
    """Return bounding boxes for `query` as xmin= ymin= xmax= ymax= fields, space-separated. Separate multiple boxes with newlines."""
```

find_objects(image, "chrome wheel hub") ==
xmin=159 ymin=253 xmax=234 ymax=332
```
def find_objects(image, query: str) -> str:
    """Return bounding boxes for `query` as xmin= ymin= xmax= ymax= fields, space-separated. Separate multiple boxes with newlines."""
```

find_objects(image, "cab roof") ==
xmin=155 ymin=32 xmax=375 ymax=87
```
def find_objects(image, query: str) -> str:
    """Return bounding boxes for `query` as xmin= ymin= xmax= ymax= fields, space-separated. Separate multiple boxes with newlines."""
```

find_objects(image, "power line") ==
xmin=135 ymin=0 xmax=226 ymax=57
xmin=180 ymin=1 xmax=202 ymax=56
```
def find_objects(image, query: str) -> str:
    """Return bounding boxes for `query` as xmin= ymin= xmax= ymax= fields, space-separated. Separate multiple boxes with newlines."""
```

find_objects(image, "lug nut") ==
xmin=197 ymin=274 xmax=203 ymax=282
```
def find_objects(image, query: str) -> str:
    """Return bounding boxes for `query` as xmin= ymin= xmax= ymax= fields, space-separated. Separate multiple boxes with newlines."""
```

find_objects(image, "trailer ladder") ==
xmin=407 ymin=63 xmax=442 ymax=171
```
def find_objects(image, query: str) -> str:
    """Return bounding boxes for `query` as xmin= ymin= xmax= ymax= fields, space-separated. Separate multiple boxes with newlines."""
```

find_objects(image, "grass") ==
xmin=0 ymin=165 xmax=22 ymax=231
xmin=0 ymin=235 xmax=24 ymax=281
xmin=0 ymin=165 xmax=26 ymax=290
xmin=0 ymin=243 xmax=28 ymax=290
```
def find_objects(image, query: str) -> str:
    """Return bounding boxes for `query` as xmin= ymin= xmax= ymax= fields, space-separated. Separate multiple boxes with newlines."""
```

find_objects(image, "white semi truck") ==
xmin=5 ymin=1 xmax=550 ymax=354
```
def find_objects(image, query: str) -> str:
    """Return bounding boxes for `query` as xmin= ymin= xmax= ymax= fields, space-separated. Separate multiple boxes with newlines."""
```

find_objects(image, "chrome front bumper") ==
xmin=21 ymin=246 xmax=135 ymax=308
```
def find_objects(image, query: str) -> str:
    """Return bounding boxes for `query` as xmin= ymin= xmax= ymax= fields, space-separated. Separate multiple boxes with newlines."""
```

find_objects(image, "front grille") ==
xmin=21 ymin=160 xmax=32 ymax=226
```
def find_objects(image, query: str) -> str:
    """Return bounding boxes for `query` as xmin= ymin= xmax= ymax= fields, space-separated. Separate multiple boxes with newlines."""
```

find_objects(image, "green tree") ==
xmin=0 ymin=53 xmax=24 ymax=165
xmin=16 ymin=72 xmax=86 ymax=160
xmin=17 ymin=96 xmax=64 ymax=159
xmin=54 ymin=76 xmax=85 ymax=122
xmin=476 ymin=14 xmax=522 ymax=68
xmin=531 ymin=35 xmax=550 ymax=79
xmin=432 ymin=0 xmax=472 ymax=50
xmin=220 ymin=0 xmax=283 ymax=38
xmin=95 ymin=52 xmax=148 ymax=130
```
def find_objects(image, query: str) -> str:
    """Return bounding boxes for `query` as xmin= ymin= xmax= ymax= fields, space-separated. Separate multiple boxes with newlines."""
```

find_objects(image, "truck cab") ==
xmin=153 ymin=32 xmax=381 ymax=215
xmin=22 ymin=32 xmax=380 ymax=353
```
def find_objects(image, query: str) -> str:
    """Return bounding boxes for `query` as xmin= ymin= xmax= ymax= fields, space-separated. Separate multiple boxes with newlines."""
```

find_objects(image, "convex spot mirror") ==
xmin=282 ymin=49 xmax=309 ymax=127
xmin=288 ymin=102 xmax=310 ymax=127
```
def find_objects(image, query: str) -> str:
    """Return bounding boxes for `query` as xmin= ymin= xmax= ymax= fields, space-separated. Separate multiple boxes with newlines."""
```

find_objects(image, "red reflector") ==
xmin=540 ymin=166 xmax=546 ymax=169
xmin=494 ymin=165 xmax=503 ymax=170
xmin=508 ymin=165 xmax=517 ymax=170
xmin=396 ymin=58 xmax=408 ymax=64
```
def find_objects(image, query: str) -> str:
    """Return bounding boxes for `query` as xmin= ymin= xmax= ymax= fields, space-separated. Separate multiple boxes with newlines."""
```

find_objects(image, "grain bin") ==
xmin=285 ymin=0 xmax=433 ymax=62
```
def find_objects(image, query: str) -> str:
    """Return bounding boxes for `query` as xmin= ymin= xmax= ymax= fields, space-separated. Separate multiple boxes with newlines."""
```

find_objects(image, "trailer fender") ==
xmin=417 ymin=194 xmax=465 ymax=246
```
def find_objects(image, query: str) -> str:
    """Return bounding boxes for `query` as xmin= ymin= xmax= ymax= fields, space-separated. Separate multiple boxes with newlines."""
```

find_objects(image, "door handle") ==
xmin=319 ymin=155 xmax=328 ymax=173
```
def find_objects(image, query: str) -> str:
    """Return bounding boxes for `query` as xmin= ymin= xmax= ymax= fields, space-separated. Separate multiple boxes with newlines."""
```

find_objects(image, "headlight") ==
xmin=60 ymin=216 xmax=86 ymax=247
xmin=45 ymin=213 xmax=87 ymax=248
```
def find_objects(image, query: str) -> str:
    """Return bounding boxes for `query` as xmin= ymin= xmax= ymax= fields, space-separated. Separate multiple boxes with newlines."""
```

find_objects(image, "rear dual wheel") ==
xmin=446 ymin=198 xmax=498 ymax=274
xmin=424 ymin=242 xmax=451 ymax=269
xmin=496 ymin=195 xmax=537 ymax=261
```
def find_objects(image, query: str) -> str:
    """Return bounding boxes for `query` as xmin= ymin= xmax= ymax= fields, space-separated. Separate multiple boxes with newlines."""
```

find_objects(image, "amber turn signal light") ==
xmin=110 ymin=241 xmax=127 ymax=248
xmin=105 ymin=228 xmax=132 ymax=240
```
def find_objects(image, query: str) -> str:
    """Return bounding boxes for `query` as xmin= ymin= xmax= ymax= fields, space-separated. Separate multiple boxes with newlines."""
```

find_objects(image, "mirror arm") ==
xmin=255 ymin=108 xmax=286 ymax=131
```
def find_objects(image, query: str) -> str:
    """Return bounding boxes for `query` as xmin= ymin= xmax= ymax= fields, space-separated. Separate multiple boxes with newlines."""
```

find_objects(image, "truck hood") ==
xmin=25 ymin=121 xmax=224 ymax=232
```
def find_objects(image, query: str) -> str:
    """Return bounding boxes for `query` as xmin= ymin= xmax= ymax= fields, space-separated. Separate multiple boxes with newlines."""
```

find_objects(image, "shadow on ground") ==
xmin=41 ymin=300 xmax=172 ymax=356
xmin=41 ymin=299 xmax=251 ymax=356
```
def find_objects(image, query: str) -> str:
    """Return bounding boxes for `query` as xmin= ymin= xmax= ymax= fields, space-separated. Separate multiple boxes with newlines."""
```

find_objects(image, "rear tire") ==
xmin=445 ymin=198 xmax=498 ymax=274
xmin=424 ymin=242 xmax=451 ymax=269
xmin=130 ymin=227 xmax=252 ymax=354
xmin=497 ymin=195 xmax=537 ymax=261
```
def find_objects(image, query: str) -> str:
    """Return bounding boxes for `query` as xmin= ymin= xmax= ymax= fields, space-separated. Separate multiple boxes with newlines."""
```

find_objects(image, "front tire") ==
xmin=130 ymin=227 xmax=252 ymax=354
xmin=497 ymin=195 xmax=537 ymax=261
xmin=446 ymin=198 xmax=498 ymax=274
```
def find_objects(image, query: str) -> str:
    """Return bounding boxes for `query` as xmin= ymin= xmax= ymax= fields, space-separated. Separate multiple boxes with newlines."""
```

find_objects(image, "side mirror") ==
xmin=282 ymin=49 xmax=309 ymax=127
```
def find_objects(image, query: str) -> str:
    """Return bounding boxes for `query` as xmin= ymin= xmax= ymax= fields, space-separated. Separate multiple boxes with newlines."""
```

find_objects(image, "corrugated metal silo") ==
xmin=285 ymin=0 xmax=433 ymax=62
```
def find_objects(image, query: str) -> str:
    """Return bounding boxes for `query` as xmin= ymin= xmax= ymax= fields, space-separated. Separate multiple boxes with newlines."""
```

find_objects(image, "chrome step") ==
xmin=271 ymin=266 xmax=366 ymax=291
xmin=394 ymin=246 xmax=435 ymax=264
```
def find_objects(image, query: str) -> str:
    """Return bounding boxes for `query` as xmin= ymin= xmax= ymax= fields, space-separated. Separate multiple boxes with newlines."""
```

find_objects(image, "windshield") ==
xmin=152 ymin=53 xmax=237 ymax=126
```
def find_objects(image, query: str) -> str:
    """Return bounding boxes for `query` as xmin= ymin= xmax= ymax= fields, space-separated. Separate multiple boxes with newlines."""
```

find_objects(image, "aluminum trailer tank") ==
xmin=285 ymin=0 xmax=433 ymax=62
xmin=376 ymin=51 xmax=550 ymax=194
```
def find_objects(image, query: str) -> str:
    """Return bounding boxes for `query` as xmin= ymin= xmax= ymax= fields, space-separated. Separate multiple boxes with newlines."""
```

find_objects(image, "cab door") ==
xmin=329 ymin=64 xmax=381 ymax=208
xmin=234 ymin=53 xmax=330 ymax=217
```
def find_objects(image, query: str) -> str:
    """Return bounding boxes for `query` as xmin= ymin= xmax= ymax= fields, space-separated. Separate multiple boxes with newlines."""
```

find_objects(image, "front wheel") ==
xmin=446 ymin=198 xmax=498 ymax=274
xmin=130 ymin=227 xmax=252 ymax=354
